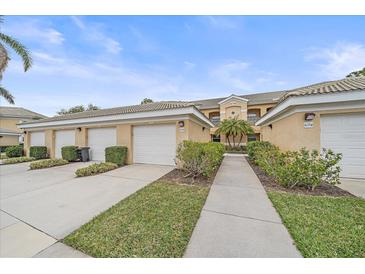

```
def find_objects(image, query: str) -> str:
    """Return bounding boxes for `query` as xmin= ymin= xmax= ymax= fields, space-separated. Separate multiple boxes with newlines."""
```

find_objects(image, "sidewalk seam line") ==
xmin=202 ymin=209 xmax=282 ymax=225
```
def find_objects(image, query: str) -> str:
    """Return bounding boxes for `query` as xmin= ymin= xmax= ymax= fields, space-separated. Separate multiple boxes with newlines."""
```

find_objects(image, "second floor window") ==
xmin=209 ymin=112 xmax=220 ymax=126
xmin=247 ymin=112 xmax=260 ymax=124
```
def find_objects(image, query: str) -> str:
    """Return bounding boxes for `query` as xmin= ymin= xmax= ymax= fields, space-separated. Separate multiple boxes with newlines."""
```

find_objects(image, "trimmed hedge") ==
xmin=176 ymin=141 xmax=225 ymax=178
xmin=75 ymin=162 xmax=118 ymax=177
xmin=62 ymin=146 xmax=79 ymax=161
xmin=105 ymin=146 xmax=127 ymax=167
xmin=29 ymin=146 xmax=48 ymax=159
xmin=5 ymin=145 xmax=23 ymax=158
xmin=30 ymin=159 xmax=68 ymax=170
xmin=3 ymin=157 xmax=36 ymax=165
xmin=1 ymin=146 xmax=11 ymax=153
xmin=247 ymin=141 xmax=342 ymax=190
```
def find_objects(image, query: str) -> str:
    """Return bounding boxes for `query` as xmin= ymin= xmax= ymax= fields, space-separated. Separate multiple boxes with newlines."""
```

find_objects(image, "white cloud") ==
xmin=129 ymin=26 xmax=158 ymax=52
xmin=211 ymin=60 xmax=252 ymax=89
xmin=306 ymin=42 xmax=365 ymax=79
xmin=70 ymin=16 xmax=122 ymax=54
xmin=210 ymin=60 xmax=289 ymax=91
xmin=183 ymin=61 xmax=196 ymax=70
xmin=5 ymin=20 xmax=64 ymax=45
xmin=202 ymin=16 xmax=240 ymax=30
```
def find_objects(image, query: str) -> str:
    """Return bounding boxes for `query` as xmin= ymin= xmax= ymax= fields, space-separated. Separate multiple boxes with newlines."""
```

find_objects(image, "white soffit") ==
xmin=256 ymin=90 xmax=365 ymax=126
xmin=18 ymin=107 xmax=214 ymax=129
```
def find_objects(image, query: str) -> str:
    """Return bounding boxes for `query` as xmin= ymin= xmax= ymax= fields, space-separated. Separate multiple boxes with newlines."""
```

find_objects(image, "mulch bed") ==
xmin=246 ymin=157 xmax=354 ymax=197
xmin=159 ymin=169 xmax=215 ymax=187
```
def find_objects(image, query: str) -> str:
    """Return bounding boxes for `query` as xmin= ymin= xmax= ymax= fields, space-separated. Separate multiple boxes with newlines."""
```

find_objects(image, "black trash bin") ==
xmin=78 ymin=147 xmax=90 ymax=162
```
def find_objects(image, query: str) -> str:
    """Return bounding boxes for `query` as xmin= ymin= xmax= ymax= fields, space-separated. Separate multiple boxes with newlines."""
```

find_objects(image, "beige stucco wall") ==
xmin=116 ymin=124 xmax=133 ymax=164
xmin=187 ymin=119 xmax=210 ymax=142
xmin=0 ymin=135 xmax=19 ymax=146
xmin=261 ymin=108 xmax=365 ymax=152
xmin=22 ymin=117 xmax=210 ymax=163
xmin=0 ymin=118 xmax=22 ymax=132
xmin=0 ymin=119 xmax=22 ymax=146
xmin=261 ymin=112 xmax=320 ymax=151
xmin=200 ymin=102 xmax=277 ymax=142
xmin=220 ymin=98 xmax=248 ymax=120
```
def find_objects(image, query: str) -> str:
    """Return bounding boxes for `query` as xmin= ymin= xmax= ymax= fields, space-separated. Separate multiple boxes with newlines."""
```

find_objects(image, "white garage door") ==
xmin=133 ymin=124 xmax=176 ymax=166
xmin=55 ymin=130 xmax=75 ymax=158
xmin=88 ymin=128 xmax=116 ymax=161
xmin=30 ymin=131 xmax=45 ymax=146
xmin=321 ymin=112 xmax=365 ymax=179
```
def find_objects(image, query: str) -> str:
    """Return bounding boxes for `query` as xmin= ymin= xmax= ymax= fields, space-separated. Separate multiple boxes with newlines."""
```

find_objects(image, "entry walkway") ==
xmin=184 ymin=154 xmax=301 ymax=258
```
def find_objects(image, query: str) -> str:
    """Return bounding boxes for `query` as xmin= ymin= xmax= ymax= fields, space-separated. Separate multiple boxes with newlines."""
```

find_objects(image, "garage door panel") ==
xmin=30 ymin=132 xmax=45 ymax=146
xmin=133 ymin=124 xmax=176 ymax=166
xmin=321 ymin=113 xmax=365 ymax=179
xmin=55 ymin=130 xmax=75 ymax=158
xmin=88 ymin=128 xmax=116 ymax=161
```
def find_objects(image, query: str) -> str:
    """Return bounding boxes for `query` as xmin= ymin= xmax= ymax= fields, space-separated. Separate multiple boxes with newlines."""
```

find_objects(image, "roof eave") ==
xmin=256 ymin=89 xmax=365 ymax=126
xmin=18 ymin=106 xmax=214 ymax=129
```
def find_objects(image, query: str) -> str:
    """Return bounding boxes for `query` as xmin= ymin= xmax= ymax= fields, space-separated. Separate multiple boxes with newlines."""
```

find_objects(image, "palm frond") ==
xmin=0 ymin=33 xmax=32 ymax=71
xmin=0 ymin=85 xmax=15 ymax=104
xmin=0 ymin=43 xmax=9 ymax=79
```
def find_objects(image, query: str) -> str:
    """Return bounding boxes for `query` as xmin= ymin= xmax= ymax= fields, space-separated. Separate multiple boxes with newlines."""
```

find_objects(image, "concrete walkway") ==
xmin=184 ymin=154 xmax=301 ymax=258
xmin=339 ymin=178 xmax=365 ymax=199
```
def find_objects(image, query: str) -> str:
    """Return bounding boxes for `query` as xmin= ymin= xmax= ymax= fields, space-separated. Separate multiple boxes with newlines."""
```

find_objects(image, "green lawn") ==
xmin=268 ymin=191 xmax=365 ymax=258
xmin=64 ymin=180 xmax=209 ymax=257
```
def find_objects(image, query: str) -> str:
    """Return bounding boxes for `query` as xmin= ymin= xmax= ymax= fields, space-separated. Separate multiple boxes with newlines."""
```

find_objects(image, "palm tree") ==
xmin=0 ymin=16 xmax=32 ymax=104
xmin=216 ymin=117 xmax=254 ymax=148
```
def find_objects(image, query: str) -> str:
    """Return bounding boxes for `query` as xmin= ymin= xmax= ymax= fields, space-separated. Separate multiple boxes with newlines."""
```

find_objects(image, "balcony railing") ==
xmin=210 ymin=116 xmax=220 ymax=126
xmin=247 ymin=116 xmax=260 ymax=125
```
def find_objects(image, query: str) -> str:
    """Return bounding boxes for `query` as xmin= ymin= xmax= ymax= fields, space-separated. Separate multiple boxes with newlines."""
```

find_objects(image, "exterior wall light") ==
xmin=178 ymin=121 xmax=185 ymax=128
xmin=305 ymin=113 xmax=316 ymax=121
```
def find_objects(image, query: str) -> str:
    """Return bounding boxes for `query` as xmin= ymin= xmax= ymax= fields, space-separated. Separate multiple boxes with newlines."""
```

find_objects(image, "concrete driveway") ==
xmin=0 ymin=162 xmax=173 ymax=257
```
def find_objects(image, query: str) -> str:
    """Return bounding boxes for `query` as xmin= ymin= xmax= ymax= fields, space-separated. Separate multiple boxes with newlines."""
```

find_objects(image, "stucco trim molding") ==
xmin=18 ymin=107 xmax=214 ymax=129
xmin=0 ymin=132 xmax=22 ymax=136
xmin=256 ymin=90 xmax=365 ymax=126
xmin=218 ymin=95 xmax=249 ymax=105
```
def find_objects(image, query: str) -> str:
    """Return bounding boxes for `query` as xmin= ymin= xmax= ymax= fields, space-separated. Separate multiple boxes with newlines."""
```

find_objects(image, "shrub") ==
xmin=1 ymin=146 xmax=11 ymax=153
xmin=30 ymin=159 xmax=68 ymax=170
xmin=246 ymin=141 xmax=275 ymax=161
xmin=61 ymin=146 xmax=79 ymax=161
xmin=105 ymin=146 xmax=128 ymax=167
xmin=273 ymin=148 xmax=342 ymax=190
xmin=176 ymin=141 xmax=225 ymax=178
xmin=248 ymin=141 xmax=342 ymax=190
xmin=29 ymin=146 xmax=48 ymax=159
xmin=225 ymin=145 xmax=246 ymax=153
xmin=75 ymin=162 xmax=118 ymax=177
xmin=5 ymin=145 xmax=23 ymax=158
xmin=3 ymin=156 xmax=36 ymax=165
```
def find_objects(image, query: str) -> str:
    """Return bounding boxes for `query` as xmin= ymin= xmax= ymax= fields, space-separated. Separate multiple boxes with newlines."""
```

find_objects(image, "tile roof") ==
xmin=20 ymin=101 xmax=195 ymax=125
xmin=0 ymin=106 xmax=47 ymax=119
xmin=279 ymin=76 xmax=365 ymax=102
xmin=190 ymin=90 xmax=286 ymax=109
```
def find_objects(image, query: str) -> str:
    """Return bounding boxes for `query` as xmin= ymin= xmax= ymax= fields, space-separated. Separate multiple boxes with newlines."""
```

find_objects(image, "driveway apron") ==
xmin=0 ymin=162 xmax=173 ymax=257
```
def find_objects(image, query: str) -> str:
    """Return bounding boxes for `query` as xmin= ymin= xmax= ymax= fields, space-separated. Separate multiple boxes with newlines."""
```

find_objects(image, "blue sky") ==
xmin=2 ymin=16 xmax=365 ymax=116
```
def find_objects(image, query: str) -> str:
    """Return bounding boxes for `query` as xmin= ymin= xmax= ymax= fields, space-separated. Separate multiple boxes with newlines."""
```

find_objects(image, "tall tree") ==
xmin=346 ymin=67 xmax=365 ymax=78
xmin=215 ymin=117 xmax=254 ymax=148
xmin=141 ymin=98 xmax=154 ymax=104
xmin=57 ymin=104 xmax=100 ymax=115
xmin=0 ymin=16 xmax=32 ymax=104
